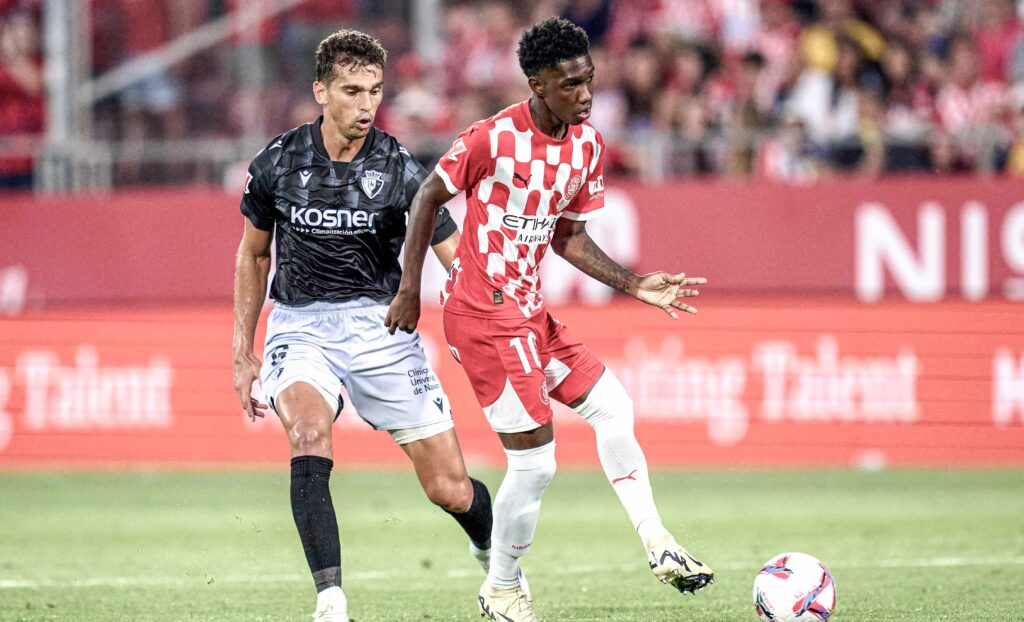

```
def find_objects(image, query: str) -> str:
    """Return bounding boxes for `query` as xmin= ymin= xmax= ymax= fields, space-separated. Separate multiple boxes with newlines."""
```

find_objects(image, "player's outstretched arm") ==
xmin=233 ymin=220 xmax=272 ymax=421
xmin=550 ymin=218 xmax=706 ymax=320
xmin=386 ymin=172 xmax=458 ymax=334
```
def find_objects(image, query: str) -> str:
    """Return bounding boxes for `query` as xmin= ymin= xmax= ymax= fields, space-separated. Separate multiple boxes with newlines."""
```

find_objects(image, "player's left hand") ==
xmin=385 ymin=289 xmax=421 ymax=334
xmin=634 ymin=272 xmax=706 ymax=320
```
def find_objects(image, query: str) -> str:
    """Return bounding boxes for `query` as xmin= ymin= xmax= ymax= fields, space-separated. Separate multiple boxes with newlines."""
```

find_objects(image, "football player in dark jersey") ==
xmin=232 ymin=30 xmax=498 ymax=622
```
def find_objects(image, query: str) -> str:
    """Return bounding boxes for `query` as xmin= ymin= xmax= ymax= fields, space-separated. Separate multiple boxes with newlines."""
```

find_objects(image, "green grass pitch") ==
xmin=1 ymin=469 xmax=1022 ymax=621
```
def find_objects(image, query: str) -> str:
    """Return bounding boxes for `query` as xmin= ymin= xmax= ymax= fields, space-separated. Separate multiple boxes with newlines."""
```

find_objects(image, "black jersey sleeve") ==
xmin=431 ymin=206 xmax=458 ymax=245
xmin=399 ymin=146 xmax=458 ymax=245
xmin=240 ymin=155 xmax=275 ymax=231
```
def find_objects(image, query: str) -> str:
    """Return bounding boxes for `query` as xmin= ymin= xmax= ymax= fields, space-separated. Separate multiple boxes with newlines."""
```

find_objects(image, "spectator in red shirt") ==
xmin=936 ymin=36 xmax=1007 ymax=135
xmin=935 ymin=35 xmax=1009 ymax=169
xmin=973 ymin=0 xmax=1022 ymax=83
xmin=0 ymin=7 xmax=43 ymax=189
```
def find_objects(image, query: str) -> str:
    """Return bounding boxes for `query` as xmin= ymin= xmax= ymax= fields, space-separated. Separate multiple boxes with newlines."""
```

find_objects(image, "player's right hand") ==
xmin=233 ymin=352 xmax=269 ymax=421
xmin=385 ymin=289 xmax=421 ymax=334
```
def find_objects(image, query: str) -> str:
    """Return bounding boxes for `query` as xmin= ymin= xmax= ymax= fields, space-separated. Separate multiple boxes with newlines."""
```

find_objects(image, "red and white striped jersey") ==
xmin=936 ymin=81 xmax=1007 ymax=135
xmin=435 ymin=101 xmax=605 ymax=318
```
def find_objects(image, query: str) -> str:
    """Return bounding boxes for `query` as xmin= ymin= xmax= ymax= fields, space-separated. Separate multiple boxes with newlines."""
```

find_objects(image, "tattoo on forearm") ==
xmin=572 ymin=234 xmax=636 ymax=295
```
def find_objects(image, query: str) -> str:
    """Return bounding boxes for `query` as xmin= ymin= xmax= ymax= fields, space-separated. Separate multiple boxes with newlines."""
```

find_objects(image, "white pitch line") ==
xmin=1 ymin=556 xmax=1022 ymax=590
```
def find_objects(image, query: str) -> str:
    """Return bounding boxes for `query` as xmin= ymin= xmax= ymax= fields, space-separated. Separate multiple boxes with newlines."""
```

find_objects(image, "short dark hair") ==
xmin=315 ymin=29 xmax=387 ymax=84
xmin=516 ymin=17 xmax=590 ymax=77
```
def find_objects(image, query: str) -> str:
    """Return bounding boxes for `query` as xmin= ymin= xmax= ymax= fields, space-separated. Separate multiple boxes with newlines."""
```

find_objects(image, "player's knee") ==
xmin=574 ymin=370 xmax=634 ymax=427
xmin=425 ymin=476 xmax=473 ymax=512
xmin=533 ymin=457 xmax=557 ymax=488
xmin=506 ymin=442 xmax=557 ymax=488
xmin=287 ymin=423 xmax=332 ymax=456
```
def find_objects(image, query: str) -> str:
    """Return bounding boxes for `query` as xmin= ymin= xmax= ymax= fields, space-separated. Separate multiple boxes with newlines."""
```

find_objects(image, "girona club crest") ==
xmin=360 ymin=170 xmax=386 ymax=199
xmin=565 ymin=175 xmax=583 ymax=200
xmin=539 ymin=380 xmax=551 ymax=405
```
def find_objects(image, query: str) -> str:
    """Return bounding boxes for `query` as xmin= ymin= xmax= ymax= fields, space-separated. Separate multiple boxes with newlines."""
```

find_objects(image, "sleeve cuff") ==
xmin=434 ymin=163 xmax=461 ymax=195
xmin=241 ymin=206 xmax=275 ymax=231
xmin=560 ymin=207 xmax=604 ymax=222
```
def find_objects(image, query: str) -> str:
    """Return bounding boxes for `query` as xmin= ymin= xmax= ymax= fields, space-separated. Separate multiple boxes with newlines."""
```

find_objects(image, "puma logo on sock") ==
xmin=611 ymin=469 xmax=638 ymax=485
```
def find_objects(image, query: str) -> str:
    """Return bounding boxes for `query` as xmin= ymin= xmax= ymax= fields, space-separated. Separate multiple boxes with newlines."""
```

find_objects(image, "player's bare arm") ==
xmin=385 ymin=172 xmax=458 ymax=334
xmin=232 ymin=219 xmax=272 ymax=421
xmin=431 ymin=229 xmax=461 ymax=273
xmin=550 ymin=217 xmax=706 ymax=320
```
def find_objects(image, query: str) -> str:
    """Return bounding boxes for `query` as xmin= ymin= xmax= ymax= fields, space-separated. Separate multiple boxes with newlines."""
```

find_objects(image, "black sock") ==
xmin=444 ymin=477 xmax=493 ymax=549
xmin=290 ymin=455 xmax=341 ymax=592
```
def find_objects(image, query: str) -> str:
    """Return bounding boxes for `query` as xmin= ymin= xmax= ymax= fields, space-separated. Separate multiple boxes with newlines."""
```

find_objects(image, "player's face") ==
xmin=314 ymin=62 xmax=384 ymax=140
xmin=535 ymin=54 xmax=595 ymax=126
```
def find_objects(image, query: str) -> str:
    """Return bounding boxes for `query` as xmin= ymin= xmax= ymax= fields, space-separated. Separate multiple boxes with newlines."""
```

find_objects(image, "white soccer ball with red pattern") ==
xmin=753 ymin=552 xmax=836 ymax=621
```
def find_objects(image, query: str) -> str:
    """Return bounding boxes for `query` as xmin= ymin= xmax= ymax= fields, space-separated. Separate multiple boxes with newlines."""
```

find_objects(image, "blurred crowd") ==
xmin=5 ymin=0 xmax=1024 ymax=188
xmin=420 ymin=0 xmax=1024 ymax=181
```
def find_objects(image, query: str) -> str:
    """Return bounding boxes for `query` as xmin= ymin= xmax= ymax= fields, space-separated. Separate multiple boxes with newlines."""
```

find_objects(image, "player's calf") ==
xmin=441 ymin=477 xmax=493 ymax=556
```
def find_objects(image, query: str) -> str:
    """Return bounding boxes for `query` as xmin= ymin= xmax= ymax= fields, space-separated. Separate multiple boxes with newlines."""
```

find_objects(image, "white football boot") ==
xmin=478 ymin=580 xmax=538 ymax=622
xmin=312 ymin=587 xmax=349 ymax=622
xmin=645 ymin=534 xmax=714 ymax=594
xmin=471 ymin=542 xmax=532 ymax=601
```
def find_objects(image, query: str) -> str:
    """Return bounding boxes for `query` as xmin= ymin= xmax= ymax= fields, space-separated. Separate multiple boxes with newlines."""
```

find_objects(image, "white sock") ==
xmin=592 ymin=415 xmax=666 ymax=536
xmin=470 ymin=539 xmax=490 ymax=571
xmin=487 ymin=442 xmax=557 ymax=589
xmin=636 ymin=517 xmax=669 ymax=543
xmin=575 ymin=371 xmax=668 ymax=541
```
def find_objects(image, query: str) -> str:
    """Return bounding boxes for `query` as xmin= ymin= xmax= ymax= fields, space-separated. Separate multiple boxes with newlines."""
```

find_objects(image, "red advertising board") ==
xmin=2 ymin=177 xmax=1023 ymax=309
xmin=1 ymin=300 xmax=1021 ymax=468
xmin=627 ymin=177 xmax=1024 ymax=302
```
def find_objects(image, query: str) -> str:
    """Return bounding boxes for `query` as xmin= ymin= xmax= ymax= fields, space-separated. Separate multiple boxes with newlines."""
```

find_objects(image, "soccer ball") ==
xmin=753 ymin=552 xmax=836 ymax=621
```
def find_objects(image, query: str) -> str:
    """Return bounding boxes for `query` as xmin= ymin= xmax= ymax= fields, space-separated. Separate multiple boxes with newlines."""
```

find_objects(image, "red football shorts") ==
xmin=442 ymin=308 xmax=605 ymax=432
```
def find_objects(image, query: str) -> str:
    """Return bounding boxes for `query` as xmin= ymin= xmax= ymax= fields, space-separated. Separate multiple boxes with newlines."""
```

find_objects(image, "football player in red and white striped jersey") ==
xmin=387 ymin=18 xmax=714 ymax=620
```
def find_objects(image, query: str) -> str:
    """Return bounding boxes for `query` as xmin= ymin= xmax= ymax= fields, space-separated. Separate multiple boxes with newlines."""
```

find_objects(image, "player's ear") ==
xmin=313 ymin=81 xmax=328 ymax=105
xmin=527 ymin=74 xmax=545 ymax=97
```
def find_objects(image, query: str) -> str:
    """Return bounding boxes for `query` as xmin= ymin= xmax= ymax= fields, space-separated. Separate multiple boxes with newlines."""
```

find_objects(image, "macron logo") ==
xmin=299 ymin=171 xmax=312 ymax=187
xmin=447 ymin=138 xmax=467 ymax=161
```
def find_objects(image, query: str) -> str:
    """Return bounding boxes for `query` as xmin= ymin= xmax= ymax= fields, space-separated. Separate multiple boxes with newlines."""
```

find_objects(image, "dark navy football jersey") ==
xmin=240 ymin=117 xmax=457 ymax=306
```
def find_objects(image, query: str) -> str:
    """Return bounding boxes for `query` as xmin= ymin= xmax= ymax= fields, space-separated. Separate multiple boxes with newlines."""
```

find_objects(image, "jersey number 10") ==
xmin=510 ymin=332 xmax=543 ymax=374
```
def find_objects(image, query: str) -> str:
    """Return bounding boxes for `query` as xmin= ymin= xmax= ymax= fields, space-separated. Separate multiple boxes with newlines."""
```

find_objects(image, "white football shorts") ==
xmin=260 ymin=299 xmax=454 ymax=442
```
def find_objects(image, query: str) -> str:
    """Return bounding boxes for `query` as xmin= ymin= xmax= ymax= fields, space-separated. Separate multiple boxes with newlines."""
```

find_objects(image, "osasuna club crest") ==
xmin=360 ymin=170 xmax=386 ymax=199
